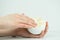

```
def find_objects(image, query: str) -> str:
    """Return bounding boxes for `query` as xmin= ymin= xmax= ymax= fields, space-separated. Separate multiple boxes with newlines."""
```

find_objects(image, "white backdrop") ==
xmin=0 ymin=0 xmax=60 ymax=40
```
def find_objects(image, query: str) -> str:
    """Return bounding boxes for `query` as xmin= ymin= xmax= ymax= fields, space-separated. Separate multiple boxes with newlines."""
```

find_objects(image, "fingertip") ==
xmin=46 ymin=21 xmax=48 ymax=27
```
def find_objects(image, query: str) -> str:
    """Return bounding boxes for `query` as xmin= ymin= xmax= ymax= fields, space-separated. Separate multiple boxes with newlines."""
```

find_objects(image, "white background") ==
xmin=0 ymin=0 xmax=60 ymax=40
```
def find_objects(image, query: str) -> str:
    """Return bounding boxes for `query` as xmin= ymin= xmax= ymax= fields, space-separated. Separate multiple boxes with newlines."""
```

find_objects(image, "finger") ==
xmin=19 ymin=14 xmax=37 ymax=26
xmin=20 ymin=17 xmax=37 ymax=27
xmin=39 ymin=30 xmax=45 ymax=38
xmin=17 ymin=19 xmax=37 ymax=27
xmin=14 ymin=14 xmax=37 ymax=27
xmin=16 ymin=29 xmax=41 ymax=38
xmin=16 ymin=23 xmax=32 ymax=28
xmin=35 ymin=21 xmax=48 ymax=38
xmin=23 ymin=16 xmax=37 ymax=26
xmin=39 ymin=21 xmax=48 ymax=35
xmin=44 ymin=21 xmax=48 ymax=34
xmin=21 ymin=21 xmax=36 ymax=27
xmin=15 ymin=14 xmax=37 ymax=27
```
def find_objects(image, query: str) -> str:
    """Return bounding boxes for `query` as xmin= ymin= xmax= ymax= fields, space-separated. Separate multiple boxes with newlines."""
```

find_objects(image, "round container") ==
xmin=28 ymin=17 xmax=46 ymax=34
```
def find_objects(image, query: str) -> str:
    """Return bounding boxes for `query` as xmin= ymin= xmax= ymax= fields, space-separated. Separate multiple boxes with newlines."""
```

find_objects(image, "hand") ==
xmin=15 ymin=21 xmax=48 ymax=38
xmin=0 ymin=13 xmax=36 ymax=36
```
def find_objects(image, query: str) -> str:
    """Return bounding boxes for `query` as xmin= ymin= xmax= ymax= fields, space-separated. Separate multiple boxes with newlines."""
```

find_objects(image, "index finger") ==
xmin=18 ymin=14 xmax=37 ymax=27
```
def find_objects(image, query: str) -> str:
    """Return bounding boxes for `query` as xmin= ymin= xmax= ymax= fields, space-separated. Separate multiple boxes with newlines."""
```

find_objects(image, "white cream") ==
xmin=28 ymin=17 xmax=46 ymax=34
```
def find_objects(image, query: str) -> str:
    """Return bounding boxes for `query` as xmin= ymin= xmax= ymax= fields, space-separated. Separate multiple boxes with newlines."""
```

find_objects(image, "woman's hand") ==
xmin=0 ymin=13 xmax=37 ymax=36
xmin=16 ymin=22 xmax=48 ymax=38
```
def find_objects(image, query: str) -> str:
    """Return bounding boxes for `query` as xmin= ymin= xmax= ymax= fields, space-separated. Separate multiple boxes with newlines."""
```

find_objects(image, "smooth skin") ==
xmin=0 ymin=13 xmax=48 ymax=38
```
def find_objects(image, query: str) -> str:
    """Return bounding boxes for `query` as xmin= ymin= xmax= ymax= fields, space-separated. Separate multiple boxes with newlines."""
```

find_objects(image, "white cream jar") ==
xmin=28 ymin=17 xmax=46 ymax=34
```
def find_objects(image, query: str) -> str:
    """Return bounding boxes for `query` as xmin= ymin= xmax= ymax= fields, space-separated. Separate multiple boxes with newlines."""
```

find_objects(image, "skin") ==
xmin=0 ymin=13 xmax=48 ymax=38
xmin=0 ymin=13 xmax=36 ymax=36
xmin=12 ymin=21 xmax=48 ymax=38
